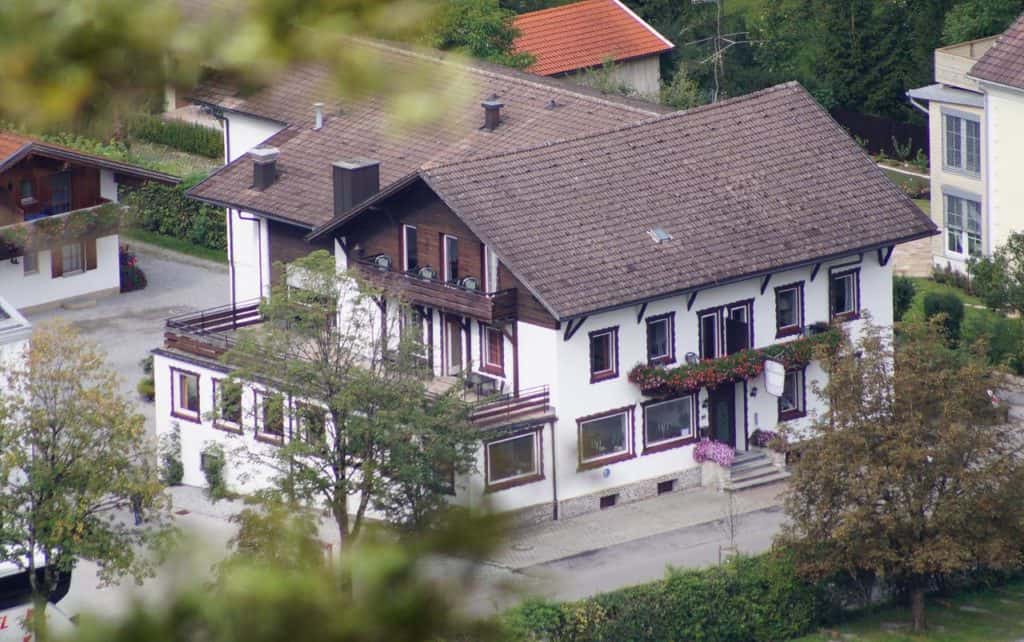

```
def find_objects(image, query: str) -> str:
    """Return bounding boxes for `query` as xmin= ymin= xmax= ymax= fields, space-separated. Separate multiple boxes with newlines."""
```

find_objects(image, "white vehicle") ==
xmin=0 ymin=555 xmax=73 ymax=641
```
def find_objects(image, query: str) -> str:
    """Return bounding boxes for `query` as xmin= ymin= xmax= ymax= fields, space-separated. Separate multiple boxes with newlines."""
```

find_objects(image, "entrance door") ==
xmin=708 ymin=383 xmax=736 ymax=448
xmin=446 ymin=317 xmax=463 ymax=375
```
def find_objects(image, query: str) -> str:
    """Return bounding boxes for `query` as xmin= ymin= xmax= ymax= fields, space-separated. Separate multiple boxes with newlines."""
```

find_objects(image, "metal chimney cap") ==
xmin=481 ymin=99 xmax=504 ymax=110
xmin=332 ymin=159 xmax=380 ymax=170
xmin=250 ymin=147 xmax=280 ymax=163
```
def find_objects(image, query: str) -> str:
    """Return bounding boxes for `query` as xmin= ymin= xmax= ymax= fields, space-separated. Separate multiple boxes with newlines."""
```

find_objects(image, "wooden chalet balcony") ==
xmin=164 ymin=299 xmax=264 ymax=359
xmin=354 ymin=258 xmax=517 ymax=322
xmin=428 ymin=377 xmax=554 ymax=428
xmin=0 ymin=202 xmax=120 ymax=261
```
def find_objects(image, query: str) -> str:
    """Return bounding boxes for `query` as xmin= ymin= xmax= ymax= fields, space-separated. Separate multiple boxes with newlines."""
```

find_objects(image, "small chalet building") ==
xmin=907 ymin=12 xmax=1024 ymax=270
xmin=0 ymin=133 xmax=179 ymax=312
xmin=513 ymin=0 xmax=674 ymax=96
xmin=153 ymin=50 xmax=934 ymax=521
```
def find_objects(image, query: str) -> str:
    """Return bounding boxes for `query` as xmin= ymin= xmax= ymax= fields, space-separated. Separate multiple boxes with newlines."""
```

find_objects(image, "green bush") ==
xmin=893 ymin=276 xmax=916 ymax=322
xmin=201 ymin=442 xmax=230 ymax=501
xmin=932 ymin=264 xmax=973 ymax=294
xmin=123 ymin=182 xmax=226 ymax=252
xmin=126 ymin=113 xmax=223 ymax=159
xmin=923 ymin=291 xmax=965 ymax=344
xmin=961 ymin=313 xmax=1024 ymax=370
xmin=136 ymin=377 xmax=155 ymax=402
xmin=160 ymin=424 xmax=184 ymax=486
xmin=504 ymin=552 xmax=828 ymax=641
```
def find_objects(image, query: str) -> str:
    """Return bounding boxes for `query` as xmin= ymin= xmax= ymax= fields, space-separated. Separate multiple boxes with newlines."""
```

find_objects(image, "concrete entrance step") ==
xmin=730 ymin=464 xmax=785 ymax=484
xmin=725 ymin=470 xmax=791 ymax=492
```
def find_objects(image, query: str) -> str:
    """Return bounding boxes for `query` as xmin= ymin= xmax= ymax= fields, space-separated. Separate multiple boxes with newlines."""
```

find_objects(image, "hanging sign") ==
xmin=764 ymin=359 xmax=786 ymax=397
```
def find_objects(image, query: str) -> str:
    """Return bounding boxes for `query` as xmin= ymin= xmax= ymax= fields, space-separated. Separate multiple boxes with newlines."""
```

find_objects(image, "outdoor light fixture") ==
xmin=685 ymin=352 xmax=698 ymax=365
xmin=750 ymin=386 xmax=758 ymax=398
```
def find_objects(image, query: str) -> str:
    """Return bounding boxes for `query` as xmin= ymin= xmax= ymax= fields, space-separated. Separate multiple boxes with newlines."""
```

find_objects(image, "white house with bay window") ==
xmin=908 ymin=13 xmax=1024 ymax=270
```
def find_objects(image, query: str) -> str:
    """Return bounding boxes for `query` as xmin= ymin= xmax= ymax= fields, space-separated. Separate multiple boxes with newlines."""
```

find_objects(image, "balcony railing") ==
xmin=0 ymin=202 xmax=121 ymax=261
xmin=164 ymin=299 xmax=264 ymax=358
xmin=354 ymin=258 xmax=516 ymax=322
xmin=471 ymin=385 xmax=552 ymax=426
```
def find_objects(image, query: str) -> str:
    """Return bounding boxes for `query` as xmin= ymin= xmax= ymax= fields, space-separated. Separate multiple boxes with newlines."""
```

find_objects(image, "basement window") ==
xmin=600 ymin=494 xmax=618 ymax=509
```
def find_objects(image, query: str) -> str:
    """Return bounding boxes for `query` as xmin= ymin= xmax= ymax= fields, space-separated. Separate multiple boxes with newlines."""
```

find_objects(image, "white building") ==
xmin=0 ymin=295 xmax=31 ymax=382
xmin=907 ymin=12 xmax=1024 ymax=270
xmin=153 ymin=70 xmax=934 ymax=522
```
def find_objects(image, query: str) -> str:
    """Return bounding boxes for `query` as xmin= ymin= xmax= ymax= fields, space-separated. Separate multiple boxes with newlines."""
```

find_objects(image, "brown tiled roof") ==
xmin=514 ymin=0 xmax=674 ymax=76
xmin=970 ymin=13 xmax=1024 ymax=90
xmin=413 ymin=83 xmax=936 ymax=320
xmin=188 ymin=39 xmax=667 ymax=228
xmin=0 ymin=131 xmax=180 ymax=184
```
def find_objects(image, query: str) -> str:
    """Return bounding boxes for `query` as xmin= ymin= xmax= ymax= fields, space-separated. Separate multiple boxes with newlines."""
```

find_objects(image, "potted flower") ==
xmin=694 ymin=438 xmax=735 ymax=490
xmin=750 ymin=429 xmax=787 ymax=468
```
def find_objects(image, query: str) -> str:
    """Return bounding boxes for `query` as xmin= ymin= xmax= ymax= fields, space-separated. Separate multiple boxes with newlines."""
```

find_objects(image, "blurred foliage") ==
xmin=430 ymin=0 xmax=534 ymax=68
xmin=123 ymin=181 xmax=227 ymax=251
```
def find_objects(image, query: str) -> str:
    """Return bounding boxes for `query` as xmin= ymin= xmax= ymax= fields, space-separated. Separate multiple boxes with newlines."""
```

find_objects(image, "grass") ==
xmin=914 ymin=198 xmax=930 ymax=215
xmin=904 ymin=277 xmax=984 ymax=317
xmin=882 ymin=167 xmax=930 ymax=197
xmin=125 ymin=140 xmax=220 ymax=179
xmin=793 ymin=579 xmax=1024 ymax=641
xmin=121 ymin=227 xmax=227 ymax=264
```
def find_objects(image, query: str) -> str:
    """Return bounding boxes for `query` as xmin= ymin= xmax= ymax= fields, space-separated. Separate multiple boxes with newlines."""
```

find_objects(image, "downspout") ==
xmin=204 ymin=106 xmax=237 ymax=304
xmin=550 ymin=419 xmax=558 ymax=521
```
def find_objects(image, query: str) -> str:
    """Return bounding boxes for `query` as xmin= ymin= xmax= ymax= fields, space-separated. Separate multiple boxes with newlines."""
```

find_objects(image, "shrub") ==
xmin=119 ymin=246 xmax=147 ymax=292
xmin=126 ymin=113 xmax=223 ymax=158
xmin=932 ymin=264 xmax=973 ymax=294
xmin=123 ymin=182 xmax=226 ymax=251
xmin=893 ymin=276 xmax=916 ymax=322
xmin=137 ymin=377 xmax=155 ymax=402
xmin=693 ymin=438 xmax=735 ymax=466
xmin=201 ymin=442 xmax=230 ymax=501
xmin=961 ymin=313 xmax=1024 ymax=369
xmin=159 ymin=424 xmax=184 ymax=486
xmin=922 ymin=291 xmax=965 ymax=344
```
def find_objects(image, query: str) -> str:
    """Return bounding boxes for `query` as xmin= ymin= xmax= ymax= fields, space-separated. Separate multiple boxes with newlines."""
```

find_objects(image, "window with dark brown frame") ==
xmin=588 ymin=327 xmax=619 ymax=382
xmin=485 ymin=429 xmax=542 ymax=490
xmin=480 ymin=324 xmax=504 ymax=376
xmin=170 ymin=368 xmax=200 ymax=422
xmin=402 ymin=225 xmax=418 ymax=272
xmin=213 ymin=379 xmax=242 ymax=431
xmin=646 ymin=313 xmax=674 ymax=365
xmin=642 ymin=395 xmax=696 ymax=452
xmin=256 ymin=392 xmax=285 ymax=441
xmin=778 ymin=368 xmax=806 ymax=421
xmin=443 ymin=234 xmax=459 ymax=282
xmin=699 ymin=311 xmax=718 ymax=360
xmin=829 ymin=268 xmax=860 ymax=322
xmin=775 ymin=282 xmax=804 ymax=338
xmin=578 ymin=407 xmax=632 ymax=468
xmin=699 ymin=301 xmax=753 ymax=360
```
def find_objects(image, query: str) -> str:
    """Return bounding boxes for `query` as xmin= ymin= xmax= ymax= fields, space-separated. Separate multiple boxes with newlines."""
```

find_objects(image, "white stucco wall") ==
xmin=0 ymin=234 xmax=120 ymax=312
xmin=100 ymin=169 xmax=119 ymax=203
xmin=224 ymin=112 xmax=285 ymax=163
xmin=984 ymin=83 xmax=1024 ymax=253
xmin=565 ymin=55 xmax=663 ymax=98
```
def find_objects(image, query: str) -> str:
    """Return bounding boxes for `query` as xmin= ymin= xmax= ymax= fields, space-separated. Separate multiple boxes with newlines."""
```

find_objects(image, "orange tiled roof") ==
xmin=0 ymin=132 xmax=34 ymax=162
xmin=514 ymin=0 xmax=674 ymax=77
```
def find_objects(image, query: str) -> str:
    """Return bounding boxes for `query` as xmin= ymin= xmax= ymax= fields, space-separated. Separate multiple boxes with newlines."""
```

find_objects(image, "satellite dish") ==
xmin=764 ymin=359 xmax=786 ymax=397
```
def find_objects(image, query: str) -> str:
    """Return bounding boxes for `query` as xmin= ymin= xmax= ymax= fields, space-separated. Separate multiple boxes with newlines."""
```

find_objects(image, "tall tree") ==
xmin=778 ymin=319 xmax=1024 ymax=632
xmin=0 ymin=321 xmax=174 ymax=638
xmin=943 ymin=0 xmax=1024 ymax=44
xmin=223 ymin=251 xmax=479 ymax=549
xmin=430 ymin=0 xmax=535 ymax=68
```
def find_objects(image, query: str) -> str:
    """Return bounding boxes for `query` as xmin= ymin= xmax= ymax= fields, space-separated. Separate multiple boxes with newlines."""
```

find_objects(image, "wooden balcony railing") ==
xmin=354 ymin=258 xmax=516 ymax=322
xmin=471 ymin=385 xmax=552 ymax=426
xmin=164 ymin=299 xmax=264 ymax=359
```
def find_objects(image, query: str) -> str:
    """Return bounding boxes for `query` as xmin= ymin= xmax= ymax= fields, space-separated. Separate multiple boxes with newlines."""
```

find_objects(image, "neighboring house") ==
xmin=907 ymin=13 xmax=1024 ymax=271
xmin=513 ymin=0 xmax=674 ymax=97
xmin=153 ymin=78 xmax=934 ymax=522
xmin=0 ymin=295 xmax=31 ymax=382
xmin=0 ymin=133 xmax=180 ymax=312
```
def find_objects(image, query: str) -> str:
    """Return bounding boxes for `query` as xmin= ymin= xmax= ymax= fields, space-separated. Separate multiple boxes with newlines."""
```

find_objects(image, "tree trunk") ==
xmin=911 ymin=587 xmax=926 ymax=633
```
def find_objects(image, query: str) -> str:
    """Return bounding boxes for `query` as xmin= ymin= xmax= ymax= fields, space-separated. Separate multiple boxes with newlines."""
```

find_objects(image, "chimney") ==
xmin=481 ymin=99 xmax=503 ymax=131
xmin=332 ymin=159 xmax=380 ymax=215
xmin=314 ymin=102 xmax=324 ymax=131
xmin=250 ymin=147 xmax=279 ymax=191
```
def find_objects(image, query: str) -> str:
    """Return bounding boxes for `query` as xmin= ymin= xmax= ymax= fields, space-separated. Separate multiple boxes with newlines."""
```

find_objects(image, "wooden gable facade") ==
xmin=0 ymin=154 xmax=106 ymax=227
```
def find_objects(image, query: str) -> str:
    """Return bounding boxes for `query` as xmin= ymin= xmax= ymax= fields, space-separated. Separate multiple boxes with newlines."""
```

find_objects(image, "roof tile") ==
xmin=970 ymin=12 xmax=1024 ymax=90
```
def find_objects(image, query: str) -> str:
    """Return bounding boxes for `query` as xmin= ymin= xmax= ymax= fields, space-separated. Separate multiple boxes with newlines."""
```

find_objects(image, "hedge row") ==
xmin=126 ymin=113 xmax=223 ymax=159
xmin=123 ymin=181 xmax=226 ymax=252
xmin=504 ymin=552 xmax=831 ymax=642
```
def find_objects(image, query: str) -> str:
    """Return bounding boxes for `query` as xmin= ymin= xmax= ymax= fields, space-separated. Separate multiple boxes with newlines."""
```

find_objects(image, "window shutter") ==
xmin=84 ymin=238 xmax=97 ymax=270
xmin=51 ymin=247 xmax=63 ymax=278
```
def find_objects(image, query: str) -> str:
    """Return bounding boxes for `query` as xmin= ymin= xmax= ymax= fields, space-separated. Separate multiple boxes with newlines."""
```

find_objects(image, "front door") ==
xmin=708 ymin=382 xmax=736 ymax=448
xmin=446 ymin=317 xmax=463 ymax=375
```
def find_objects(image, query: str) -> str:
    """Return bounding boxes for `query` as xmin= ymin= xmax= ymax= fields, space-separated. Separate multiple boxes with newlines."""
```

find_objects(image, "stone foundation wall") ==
xmin=554 ymin=467 xmax=701 ymax=522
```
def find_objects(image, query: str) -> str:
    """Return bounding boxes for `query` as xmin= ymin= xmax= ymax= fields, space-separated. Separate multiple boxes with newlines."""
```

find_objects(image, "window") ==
xmin=481 ymin=324 xmax=504 ymax=375
xmin=778 ymin=369 xmax=806 ymax=421
xmin=19 ymin=179 xmax=32 ymax=199
xmin=699 ymin=311 xmax=718 ymax=360
xmin=829 ymin=269 xmax=859 ymax=321
xmin=401 ymin=306 xmax=425 ymax=349
xmin=588 ymin=327 xmax=618 ymax=382
xmin=50 ymin=172 xmax=71 ymax=214
xmin=944 ymin=113 xmax=981 ymax=174
xmin=578 ymin=408 xmax=631 ymax=465
xmin=699 ymin=301 xmax=752 ymax=359
xmin=643 ymin=395 xmax=695 ymax=450
xmin=486 ymin=431 xmax=541 ymax=488
xmin=257 ymin=392 xmax=285 ymax=440
xmin=944 ymin=194 xmax=982 ymax=258
xmin=724 ymin=302 xmax=752 ymax=354
xmin=213 ymin=379 xmax=242 ymax=429
xmin=646 ymin=313 xmax=674 ymax=365
xmin=61 ymin=243 xmax=84 ymax=274
xmin=402 ymin=225 xmax=418 ymax=272
xmin=171 ymin=369 xmax=200 ymax=422
xmin=484 ymin=245 xmax=499 ymax=292
xmin=775 ymin=282 xmax=804 ymax=337
xmin=296 ymin=403 xmax=326 ymax=447
xmin=22 ymin=252 xmax=37 ymax=275
xmin=443 ymin=234 xmax=458 ymax=282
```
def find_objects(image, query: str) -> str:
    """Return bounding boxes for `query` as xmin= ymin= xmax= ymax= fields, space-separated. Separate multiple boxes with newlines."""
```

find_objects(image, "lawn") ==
xmin=793 ymin=579 xmax=1024 ymax=641
xmin=121 ymin=227 xmax=228 ymax=264
xmin=904 ymin=277 xmax=984 ymax=318
xmin=882 ymin=167 xmax=930 ymax=198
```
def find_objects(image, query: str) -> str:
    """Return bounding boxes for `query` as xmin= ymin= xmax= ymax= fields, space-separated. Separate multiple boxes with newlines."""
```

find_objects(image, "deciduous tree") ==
xmin=778 ymin=319 xmax=1024 ymax=632
xmin=430 ymin=0 xmax=535 ymax=68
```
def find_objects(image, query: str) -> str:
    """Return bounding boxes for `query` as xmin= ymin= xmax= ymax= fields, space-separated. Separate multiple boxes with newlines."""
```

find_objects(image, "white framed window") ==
xmin=588 ymin=327 xmax=618 ymax=382
xmin=213 ymin=379 xmax=242 ymax=429
xmin=778 ymin=369 xmax=806 ymax=421
xmin=171 ymin=368 xmax=200 ymax=422
xmin=486 ymin=430 xmax=541 ymax=487
xmin=402 ymin=225 xmax=418 ymax=272
xmin=61 ymin=242 xmax=84 ymax=274
xmin=22 ymin=252 xmax=38 ymax=275
xmin=775 ymin=282 xmax=804 ymax=336
xmin=645 ymin=313 xmax=674 ymax=364
xmin=643 ymin=395 xmax=694 ymax=449
xmin=699 ymin=301 xmax=752 ymax=359
xmin=829 ymin=269 xmax=860 ymax=321
xmin=578 ymin=408 xmax=631 ymax=465
xmin=944 ymin=193 xmax=982 ymax=258
xmin=443 ymin=234 xmax=458 ymax=282
xmin=699 ymin=311 xmax=719 ymax=360
xmin=256 ymin=391 xmax=285 ymax=441
xmin=944 ymin=112 xmax=981 ymax=174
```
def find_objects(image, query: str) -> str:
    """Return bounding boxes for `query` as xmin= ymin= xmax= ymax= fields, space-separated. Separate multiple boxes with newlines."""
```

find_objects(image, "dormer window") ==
xmin=443 ymin=234 xmax=459 ymax=282
xmin=403 ymin=225 xmax=418 ymax=272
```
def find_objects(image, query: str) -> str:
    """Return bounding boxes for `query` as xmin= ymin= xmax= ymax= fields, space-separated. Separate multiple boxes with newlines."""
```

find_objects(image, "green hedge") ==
xmin=504 ymin=552 xmax=830 ymax=642
xmin=126 ymin=113 xmax=223 ymax=159
xmin=123 ymin=181 xmax=226 ymax=252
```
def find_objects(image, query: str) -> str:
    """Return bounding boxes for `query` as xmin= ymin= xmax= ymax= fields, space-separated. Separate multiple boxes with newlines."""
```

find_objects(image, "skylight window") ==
xmin=648 ymin=227 xmax=673 ymax=244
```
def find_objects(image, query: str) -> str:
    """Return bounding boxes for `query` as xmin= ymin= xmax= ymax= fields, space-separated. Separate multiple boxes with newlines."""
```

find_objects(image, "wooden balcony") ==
xmin=471 ymin=385 xmax=553 ymax=428
xmin=164 ymin=299 xmax=264 ymax=359
xmin=354 ymin=258 xmax=517 ymax=322
xmin=0 ymin=202 xmax=121 ymax=261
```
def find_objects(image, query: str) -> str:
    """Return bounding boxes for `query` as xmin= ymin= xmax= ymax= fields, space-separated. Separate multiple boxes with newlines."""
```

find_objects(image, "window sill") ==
xmin=647 ymin=356 xmax=675 ymax=367
xmin=642 ymin=436 xmax=698 ymax=456
xmin=171 ymin=411 xmax=201 ymax=424
xmin=830 ymin=312 xmax=860 ymax=324
xmin=778 ymin=409 xmax=806 ymax=422
xmin=61 ymin=269 xmax=85 ymax=278
xmin=590 ymin=370 xmax=619 ymax=384
xmin=484 ymin=473 xmax=545 ymax=494
xmin=254 ymin=434 xmax=284 ymax=446
xmin=578 ymin=451 xmax=634 ymax=471
xmin=775 ymin=326 xmax=804 ymax=339
xmin=213 ymin=422 xmax=243 ymax=435
xmin=480 ymin=364 xmax=505 ymax=377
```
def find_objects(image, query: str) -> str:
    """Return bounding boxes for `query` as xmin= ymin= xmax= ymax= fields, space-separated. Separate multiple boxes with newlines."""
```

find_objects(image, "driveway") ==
xmin=25 ymin=241 xmax=228 ymax=437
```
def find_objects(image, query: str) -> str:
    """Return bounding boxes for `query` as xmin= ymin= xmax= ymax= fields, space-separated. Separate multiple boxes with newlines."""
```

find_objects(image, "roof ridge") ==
xmin=424 ymin=82 xmax=803 ymax=173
